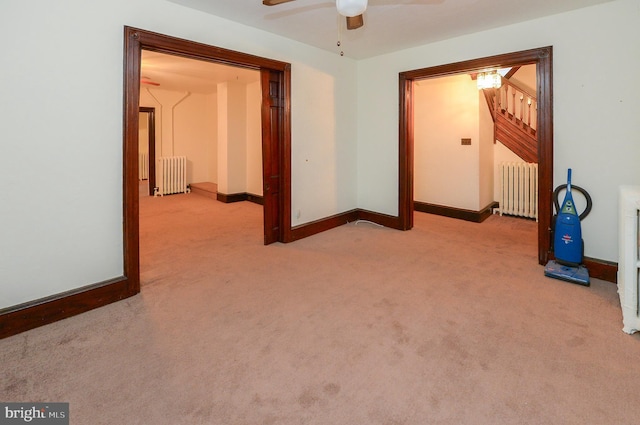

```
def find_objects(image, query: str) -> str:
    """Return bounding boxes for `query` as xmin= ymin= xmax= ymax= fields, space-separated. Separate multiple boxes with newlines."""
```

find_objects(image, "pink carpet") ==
xmin=2 ymin=192 xmax=639 ymax=424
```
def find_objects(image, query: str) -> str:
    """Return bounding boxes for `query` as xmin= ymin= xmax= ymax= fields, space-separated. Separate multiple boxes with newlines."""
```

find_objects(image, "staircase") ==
xmin=483 ymin=78 xmax=538 ymax=163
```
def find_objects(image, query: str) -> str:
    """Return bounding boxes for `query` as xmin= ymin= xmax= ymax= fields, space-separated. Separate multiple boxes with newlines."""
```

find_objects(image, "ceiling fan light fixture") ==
xmin=336 ymin=0 xmax=367 ymax=17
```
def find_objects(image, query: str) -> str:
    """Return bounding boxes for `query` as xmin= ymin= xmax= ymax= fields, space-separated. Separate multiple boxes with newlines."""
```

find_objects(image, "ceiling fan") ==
xmin=263 ymin=0 xmax=367 ymax=30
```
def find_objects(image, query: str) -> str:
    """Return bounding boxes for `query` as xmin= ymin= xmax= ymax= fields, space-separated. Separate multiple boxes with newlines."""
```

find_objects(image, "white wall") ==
xmin=358 ymin=0 xmax=640 ymax=262
xmin=217 ymin=81 xmax=247 ymax=194
xmin=1 ymin=0 xmax=637 ymax=310
xmin=173 ymin=92 xmax=214 ymax=184
xmin=140 ymin=88 xmax=217 ymax=185
xmin=290 ymin=61 xmax=358 ymax=224
xmin=414 ymin=75 xmax=480 ymax=210
xmin=478 ymin=91 xmax=495 ymax=209
xmin=141 ymin=79 xmax=259 ymax=196
xmin=0 ymin=0 xmax=359 ymax=309
xmin=246 ymin=80 xmax=263 ymax=196
xmin=216 ymin=79 xmax=263 ymax=196
xmin=415 ymin=76 xmax=526 ymax=212
xmin=205 ymin=94 xmax=218 ymax=184
xmin=510 ymin=64 xmax=537 ymax=95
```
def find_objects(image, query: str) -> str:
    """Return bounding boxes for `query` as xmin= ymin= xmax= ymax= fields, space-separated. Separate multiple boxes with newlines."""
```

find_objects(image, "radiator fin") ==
xmin=139 ymin=153 xmax=149 ymax=181
xmin=498 ymin=162 xmax=538 ymax=221
xmin=156 ymin=156 xmax=190 ymax=196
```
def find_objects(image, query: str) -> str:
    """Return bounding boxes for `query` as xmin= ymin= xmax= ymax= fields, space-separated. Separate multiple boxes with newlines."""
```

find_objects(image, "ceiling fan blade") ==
xmin=262 ymin=0 xmax=296 ymax=5
xmin=346 ymin=14 xmax=364 ymax=30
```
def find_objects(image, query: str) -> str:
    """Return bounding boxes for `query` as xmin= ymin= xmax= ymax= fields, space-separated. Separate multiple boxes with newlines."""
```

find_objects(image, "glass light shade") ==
xmin=477 ymin=72 xmax=502 ymax=89
xmin=336 ymin=0 xmax=367 ymax=17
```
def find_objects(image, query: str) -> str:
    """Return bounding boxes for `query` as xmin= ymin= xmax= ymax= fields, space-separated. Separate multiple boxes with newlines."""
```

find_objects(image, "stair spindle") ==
xmin=511 ymin=89 xmax=516 ymax=125
xmin=519 ymin=95 xmax=524 ymax=126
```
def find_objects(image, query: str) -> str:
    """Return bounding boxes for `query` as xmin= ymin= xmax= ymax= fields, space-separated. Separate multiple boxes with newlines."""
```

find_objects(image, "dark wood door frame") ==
xmin=399 ymin=47 xmax=553 ymax=265
xmin=139 ymin=107 xmax=155 ymax=196
xmin=123 ymin=26 xmax=292 ymax=295
xmin=0 ymin=27 xmax=292 ymax=339
xmin=261 ymin=69 xmax=285 ymax=244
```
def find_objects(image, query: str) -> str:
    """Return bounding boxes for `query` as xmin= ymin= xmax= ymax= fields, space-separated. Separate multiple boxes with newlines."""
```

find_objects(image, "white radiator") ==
xmin=498 ymin=162 xmax=538 ymax=221
xmin=138 ymin=153 xmax=149 ymax=180
xmin=618 ymin=186 xmax=640 ymax=334
xmin=155 ymin=156 xmax=190 ymax=196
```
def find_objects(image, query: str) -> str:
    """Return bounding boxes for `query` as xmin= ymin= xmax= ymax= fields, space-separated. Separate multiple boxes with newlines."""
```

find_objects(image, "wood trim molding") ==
xmin=414 ymin=201 xmax=498 ymax=223
xmin=357 ymin=209 xmax=403 ymax=229
xmin=217 ymin=192 xmax=249 ymax=203
xmin=216 ymin=192 xmax=264 ymax=205
xmin=536 ymin=47 xmax=554 ymax=265
xmin=398 ymin=75 xmax=414 ymax=230
xmin=123 ymin=27 xmax=142 ymax=298
xmin=583 ymin=257 xmax=618 ymax=283
xmin=281 ymin=64 xmax=293 ymax=243
xmin=289 ymin=210 xmax=360 ymax=242
xmin=399 ymin=46 xmax=554 ymax=266
xmin=288 ymin=209 xmax=406 ymax=242
xmin=246 ymin=194 xmax=265 ymax=205
xmin=0 ymin=278 xmax=133 ymax=339
xmin=139 ymin=107 xmax=156 ymax=196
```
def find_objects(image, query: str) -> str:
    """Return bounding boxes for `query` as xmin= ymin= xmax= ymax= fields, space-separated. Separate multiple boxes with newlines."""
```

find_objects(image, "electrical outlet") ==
xmin=461 ymin=138 xmax=471 ymax=145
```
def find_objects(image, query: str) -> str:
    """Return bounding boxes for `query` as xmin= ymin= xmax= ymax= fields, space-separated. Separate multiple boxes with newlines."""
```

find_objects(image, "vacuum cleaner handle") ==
xmin=552 ymin=184 xmax=592 ymax=221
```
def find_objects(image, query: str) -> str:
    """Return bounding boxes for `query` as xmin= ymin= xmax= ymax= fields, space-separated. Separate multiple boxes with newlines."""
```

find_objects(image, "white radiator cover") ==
xmin=156 ymin=156 xmax=190 ymax=196
xmin=618 ymin=185 xmax=640 ymax=334
xmin=498 ymin=162 xmax=538 ymax=221
xmin=139 ymin=153 xmax=149 ymax=180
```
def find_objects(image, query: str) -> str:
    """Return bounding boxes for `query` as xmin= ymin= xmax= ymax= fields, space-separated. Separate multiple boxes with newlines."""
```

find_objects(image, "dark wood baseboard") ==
xmin=189 ymin=184 xmax=216 ymax=199
xmin=414 ymin=201 xmax=499 ymax=223
xmin=0 ymin=277 xmax=137 ymax=340
xmin=287 ymin=209 xmax=405 ymax=242
xmin=246 ymin=194 xmax=264 ymax=205
xmin=217 ymin=192 xmax=247 ymax=203
xmin=217 ymin=192 xmax=264 ymax=205
xmin=288 ymin=209 xmax=360 ymax=242
xmin=583 ymin=257 xmax=618 ymax=283
xmin=356 ymin=209 xmax=403 ymax=229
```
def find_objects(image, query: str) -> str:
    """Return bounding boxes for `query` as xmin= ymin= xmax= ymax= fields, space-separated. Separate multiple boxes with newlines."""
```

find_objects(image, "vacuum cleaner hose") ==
xmin=553 ymin=184 xmax=592 ymax=221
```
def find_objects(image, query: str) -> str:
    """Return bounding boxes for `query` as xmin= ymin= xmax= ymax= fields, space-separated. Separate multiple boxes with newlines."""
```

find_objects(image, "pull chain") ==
xmin=337 ymin=14 xmax=344 ymax=56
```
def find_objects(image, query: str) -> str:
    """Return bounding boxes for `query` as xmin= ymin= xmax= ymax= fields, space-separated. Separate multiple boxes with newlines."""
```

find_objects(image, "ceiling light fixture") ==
xmin=477 ymin=71 xmax=502 ymax=90
xmin=336 ymin=0 xmax=367 ymax=17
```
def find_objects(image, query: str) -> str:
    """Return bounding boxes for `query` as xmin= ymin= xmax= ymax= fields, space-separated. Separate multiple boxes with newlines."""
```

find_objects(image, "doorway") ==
xmin=398 ymin=47 xmax=553 ymax=265
xmin=123 ymin=27 xmax=292 ymax=296
xmin=138 ymin=51 xmax=262 ymax=201
xmin=139 ymin=107 xmax=155 ymax=197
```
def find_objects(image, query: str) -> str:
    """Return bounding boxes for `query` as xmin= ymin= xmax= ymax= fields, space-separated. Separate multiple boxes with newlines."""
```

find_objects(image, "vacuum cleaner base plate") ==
xmin=544 ymin=260 xmax=590 ymax=286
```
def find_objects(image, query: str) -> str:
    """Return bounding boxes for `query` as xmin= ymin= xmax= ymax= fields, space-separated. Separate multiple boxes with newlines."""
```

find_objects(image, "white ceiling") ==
xmin=142 ymin=0 xmax=614 ymax=93
xmin=141 ymin=50 xmax=260 ymax=93
xmin=167 ymin=0 xmax=615 ymax=60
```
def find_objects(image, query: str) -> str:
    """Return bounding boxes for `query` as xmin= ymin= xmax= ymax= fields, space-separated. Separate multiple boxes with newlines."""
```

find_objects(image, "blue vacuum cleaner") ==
xmin=544 ymin=169 xmax=592 ymax=286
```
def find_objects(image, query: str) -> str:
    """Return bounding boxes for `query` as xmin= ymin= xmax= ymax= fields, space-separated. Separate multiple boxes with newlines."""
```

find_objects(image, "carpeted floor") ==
xmin=2 ymin=193 xmax=639 ymax=424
